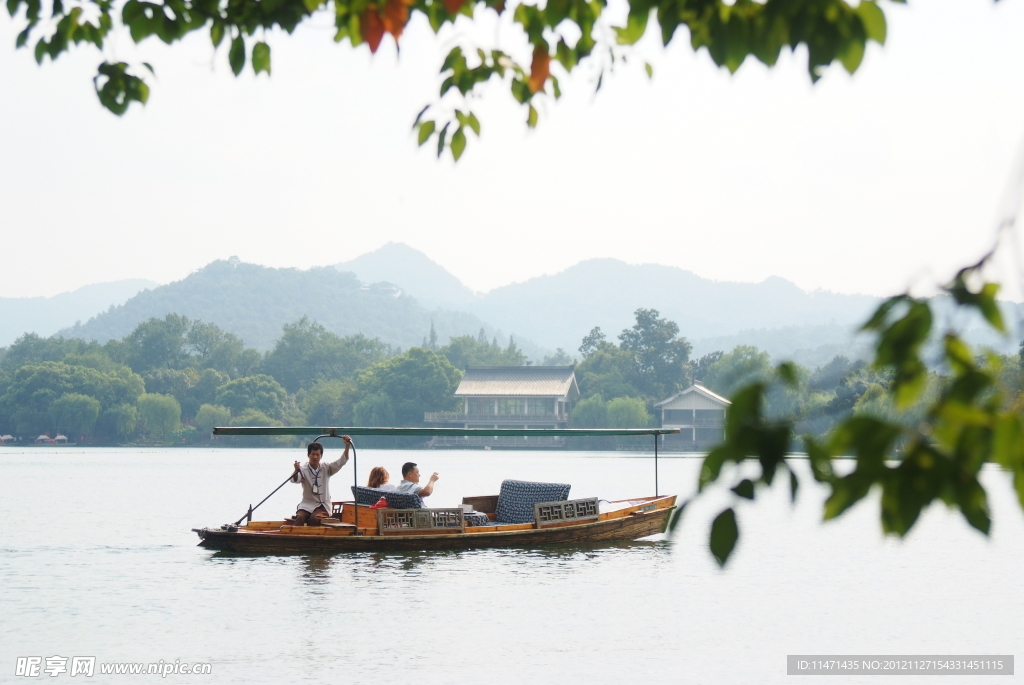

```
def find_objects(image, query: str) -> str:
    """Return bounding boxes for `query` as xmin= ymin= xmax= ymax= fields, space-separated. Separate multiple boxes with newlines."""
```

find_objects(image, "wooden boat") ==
xmin=193 ymin=494 xmax=676 ymax=554
xmin=196 ymin=425 xmax=680 ymax=554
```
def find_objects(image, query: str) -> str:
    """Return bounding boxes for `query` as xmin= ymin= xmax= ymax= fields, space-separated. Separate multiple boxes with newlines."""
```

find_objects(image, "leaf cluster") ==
xmin=678 ymin=256 xmax=1024 ymax=568
xmin=8 ymin=0 xmax=896 ymax=158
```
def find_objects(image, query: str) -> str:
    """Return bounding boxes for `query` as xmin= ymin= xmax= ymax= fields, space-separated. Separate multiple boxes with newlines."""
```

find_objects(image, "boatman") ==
xmin=289 ymin=437 xmax=352 ymax=525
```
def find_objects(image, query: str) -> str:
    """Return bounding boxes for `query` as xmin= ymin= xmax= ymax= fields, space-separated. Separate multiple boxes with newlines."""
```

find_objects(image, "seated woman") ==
xmin=367 ymin=466 xmax=397 ymax=491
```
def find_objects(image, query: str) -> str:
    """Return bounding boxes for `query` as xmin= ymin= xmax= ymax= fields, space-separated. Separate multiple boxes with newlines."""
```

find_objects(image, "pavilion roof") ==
xmin=455 ymin=366 xmax=579 ymax=399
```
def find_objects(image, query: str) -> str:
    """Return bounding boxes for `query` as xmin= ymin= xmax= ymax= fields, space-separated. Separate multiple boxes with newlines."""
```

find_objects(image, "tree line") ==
xmin=0 ymin=314 xmax=528 ymax=445
xmin=3 ymin=307 xmax=1021 ymax=447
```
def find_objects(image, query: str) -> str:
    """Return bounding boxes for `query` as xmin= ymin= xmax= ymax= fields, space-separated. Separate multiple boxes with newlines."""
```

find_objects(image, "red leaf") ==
xmin=361 ymin=6 xmax=385 ymax=53
xmin=382 ymin=0 xmax=409 ymax=40
xmin=528 ymin=44 xmax=550 ymax=94
xmin=443 ymin=0 xmax=465 ymax=14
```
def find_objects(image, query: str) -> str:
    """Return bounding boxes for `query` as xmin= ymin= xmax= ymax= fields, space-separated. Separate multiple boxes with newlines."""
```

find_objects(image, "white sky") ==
xmin=1 ymin=0 xmax=1023 ymax=299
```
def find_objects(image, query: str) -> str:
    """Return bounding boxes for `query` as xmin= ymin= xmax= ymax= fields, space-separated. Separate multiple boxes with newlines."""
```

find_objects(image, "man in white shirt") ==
xmin=289 ymin=436 xmax=351 ymax=525
xmin=396 ymin=462 xmax=439 ymax=499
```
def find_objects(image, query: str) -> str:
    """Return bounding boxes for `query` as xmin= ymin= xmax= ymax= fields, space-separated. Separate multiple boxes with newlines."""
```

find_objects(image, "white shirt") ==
xmin=290 ymin=453 xmax=349 ymax=513
xmin=396 ymin=480 xmax=422 ymax=496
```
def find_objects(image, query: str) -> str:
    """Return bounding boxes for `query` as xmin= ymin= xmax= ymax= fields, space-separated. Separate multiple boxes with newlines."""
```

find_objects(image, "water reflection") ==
xmin=300 ymin=554 xmax=334 ymax=580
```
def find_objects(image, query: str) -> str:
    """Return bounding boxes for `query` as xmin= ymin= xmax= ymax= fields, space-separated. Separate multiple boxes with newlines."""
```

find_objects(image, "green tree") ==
xmin=144 ymin=368 xmax=201 ymax=417
xmin=575 ymin=343 xmax=638 ymax=400
xmin=186 ymin=321 xmax=262 ymax=378
xmin=225 ymin=408 xmax=290 ymax=445
xmin=6 ymin=0 xmax=892 ymax=161
xmin=137 ymin=393 xmax=181 ymax=439
xmin=439 ymin=333 xmax=527 ymax=370
xmin=195 ymin=404 xmax=232 ymax=435
xmin=541 ymin=348 xmax=573 ymax=366
xmin=358 ymin=348 xmax=462 ymax=426
xmin=0 ymin=361 xmax=144 ymax=437
xmin=98 ymin=403 xmax=139 ymax=440
xmin=703 ymin=346 xmax=774 ymax=398
xmin=352 ymin=392 xmax=396 ymax=427
xmin=691 ymin=351 xmax=724 ymax=383
xmin=300 ymin=380 xmax=356 ymax=426
xmin=263 ymin=317 xmax=391 ymax=393
xmin=49 ymin=393 xmax=101 ymax=439
xmin=190 ymin=369 xmax=231 ymax=413
xmin=570 ymin=394 xmax=607 ymax=428
xmin=214 ymin=374 xmax=288 ymax=417
xmin=0 ymin=333 xmax=100 ymax=372
xmin=579 ymin=327 xmax=606 ymax=359
xmin=618 ymin=308 xmax=692 ymax=401
xmin=110 ymin=314 xmax=192 ymax=374
xmin=606 ymin=397 xmax=651 ymax=428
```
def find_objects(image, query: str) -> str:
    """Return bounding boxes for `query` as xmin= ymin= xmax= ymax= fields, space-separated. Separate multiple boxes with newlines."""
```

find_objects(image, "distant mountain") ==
xmin=55 ymin=259 xmax=533 ymax=353
xmin=0 ymin=279 xmax=157 ymax=348
xmin=465 ymin=259 xmax=882 ymax=355
xmin=335 ymin=243 xmax=478 ymax=309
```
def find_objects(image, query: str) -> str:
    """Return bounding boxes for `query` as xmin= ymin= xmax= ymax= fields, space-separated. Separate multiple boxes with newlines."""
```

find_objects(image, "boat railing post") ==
xmin=654 ymin=431 xmax=659 ymax=497
xmin=352 ymin=438 xmax=360 ymax=535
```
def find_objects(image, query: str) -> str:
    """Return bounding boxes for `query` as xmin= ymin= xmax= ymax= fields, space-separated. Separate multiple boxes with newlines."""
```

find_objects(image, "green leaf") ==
xmin=856 ymin=0 xmax=887 ymax=44
xmin=776 ymin=361 xmax=798 ymax=387
xmin=644 ymin=61 xmax=653 ymax=79
xmin=614 ymin=8 xmax=648 ymax=45
xmin=229 ymin=35 xmax=245 ymax=76
xmin=450 ymin=127 xmax=467 ymax=160
xmin=839 ymin=40 xmax=865 ymax=74
xmin=93 ymin=61 xmax=149 ymax=116
xmin=210 ymin=22 xmax=224 ymax=48
xmin=667 ymin=498 xmax=690 ymax=533
xmin=252 ymin=41 xmax=271 ymax=75
xmin=417 ymin=120 xmax=435 ymax=146
xmin=527 ymin=104 xmax=538 ymax=128
xmin=789 ymin=467 xmax=799 ymax=503
xmin=698 ymin=447 xmax=728 ymax=492
xmin=437 ymin=122 xmax=449 ymax=159
xmin=16 ymin=26 xmax=30 ymax=48
xmin=412 ymin=104 xmax=430 ymax=129
xmin=465 ymin=112 xmax=480 ymax=136
xmin=731 ymin=479 xmax=755 ymax=500
xmin=710 ymin=508 xmax=738 ymax=567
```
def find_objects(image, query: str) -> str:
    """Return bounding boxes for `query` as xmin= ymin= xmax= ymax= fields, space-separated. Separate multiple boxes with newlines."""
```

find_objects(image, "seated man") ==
xmin=289 ymin=437 xmax=351 ymax=525
xmin=396 ymin=462 xmax=439 ymax=499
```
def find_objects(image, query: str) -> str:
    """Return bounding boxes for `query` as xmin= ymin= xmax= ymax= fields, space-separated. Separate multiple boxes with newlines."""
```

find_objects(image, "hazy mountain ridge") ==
xmin=0 ymin=279 xmax=157 ymax=347
xmin=468 ymin=259 xmax=883 ymax=353
xmin=20 ymin=245 xmax=1022 ymax=366
xmin=55 ymin=260 xmax=527 ymax=353
xmin=336 ymin=246 xmax=885 ymax=357
xmin=335 ymin=243 xmax=478 ymax=308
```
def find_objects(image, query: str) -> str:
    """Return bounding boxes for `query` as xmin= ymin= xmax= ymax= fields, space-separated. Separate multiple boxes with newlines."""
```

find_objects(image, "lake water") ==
xmin=1 ymin=447 xmax=1022 ymax=684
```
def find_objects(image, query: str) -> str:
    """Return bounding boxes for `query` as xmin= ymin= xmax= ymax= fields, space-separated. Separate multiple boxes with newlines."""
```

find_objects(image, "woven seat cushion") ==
xmin=463 ymin=512 xmax=490 ymax=527
xmin=351 ymin=485 xmax=423 ymax=509
xmin=494 ymin=480 xmax=571 ymax=524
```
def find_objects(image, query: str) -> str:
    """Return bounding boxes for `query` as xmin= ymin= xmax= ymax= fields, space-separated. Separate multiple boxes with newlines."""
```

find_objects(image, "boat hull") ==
xmin=196 ymin=506 xmax=674 ymax=554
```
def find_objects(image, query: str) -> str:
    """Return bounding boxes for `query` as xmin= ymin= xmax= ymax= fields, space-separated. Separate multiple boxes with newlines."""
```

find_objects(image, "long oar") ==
xmin=234 ymin=471 xmax=296 ymax=526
